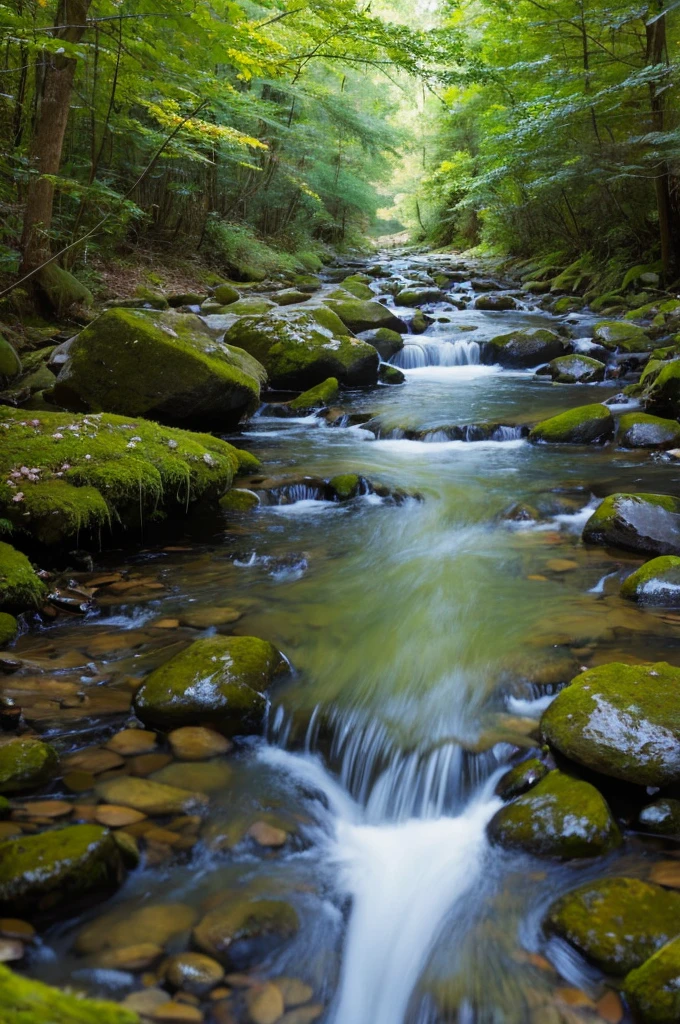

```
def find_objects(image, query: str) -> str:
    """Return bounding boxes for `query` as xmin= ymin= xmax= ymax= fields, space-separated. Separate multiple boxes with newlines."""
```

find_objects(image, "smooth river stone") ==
xmin=163 ymin=952 xmax=225 ymax=994
xmin=275 ymin=978 xmax=314 ymax=1008
xmin=247 ymin=822 xmax=288 ymax=848
xmin=151 ymin=761 xmax=232 ymax=794
xmin=246 ymin=982 xmax=285 ymax=1024
xmin=75 ymin=902 xmax=198 ymax=954
xmin=168 ymin=727 xmax=232 ymax=761
xmin=95 ymin=804 xmax=147 ymax=827
xmin=179 ymin=607 xmax=242 ymax=629
xmin=93 ymin=942 xmax=163 ymax=971
xmin=63 ymin=747 xmax=125 ymax=774
xmin=96 ymin=776 xmax=207 ymax=816
xmin=105 ymin=729 xmax=157 ymax=755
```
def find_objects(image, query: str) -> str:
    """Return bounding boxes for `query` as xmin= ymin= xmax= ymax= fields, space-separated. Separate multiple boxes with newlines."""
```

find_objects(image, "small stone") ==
xmin=168 ymin=727 xmax=232 ymax=761
xmin=279 ymin=1007 xmax=323 ymax=1024
xmin=95 ymin=804 xmax=147 ymax=827
xmin=63 ymin=747 xmax=125 ymax=774
xmin=63 ymin=771 xmax=96 ymax=792
xmin=546 ymin=559 xmax=578 ymax=572
xmin=72 ymin=803 xmax=98 ymax=821
xmin=106 ymin=729 xmax=157 ymax=755
xmin=75 ymin=902 xmax=198 ymax=954
xmin=555 ymin=987 xmax=595 ymax=1008
xmin=151 ymin=760 xmax=231 ymax=793
xmin=164 ymin=952 xmax=225 ymax=994
xmin=144 ymin=827 xmax=182 ymax=847
xmin=596 ymin=990 xmax=623 ymax=1024
xmin=94 ymin=942 xmax=163 ymax=971
xmin=247 ymin=822 xmax=287 ymax=848
xmin=15 ymin=800 xmax=71 ymax=818
xmin=0 ymin=918 xmax=35 ymax=941
xmin=275 ymin=978 xmax=313 ymax=1008
xmin=150 ymin=1003 xmax=203 ymax=1023
xmin=649 ymin=861 xmax=680 ymax=888
xmin=0 ymin=938 xmax=24 ymax=961
xmin=210 ymin=988 xmax=232 ymax=1000
xmin=0 ymin=822 xmax=22 ymax=838
xmin=122 ymin=988 xmax=171 ymax=1014
xmin=246 ymin=982 xmax=285 ymax=1024
xmin=155 ymin=619 xmax=180 ymax=629
xmin=127 ymin=752 xmax=173 ymax=776
xmin=96 ymin=776 xmax=207 ymax=815
xmin=179 ymin=607 xmax=242 ymax=629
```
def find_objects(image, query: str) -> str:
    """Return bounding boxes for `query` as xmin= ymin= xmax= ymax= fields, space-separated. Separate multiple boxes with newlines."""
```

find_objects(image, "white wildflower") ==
xmin=12 ymin=492 xmax=24 ymax=502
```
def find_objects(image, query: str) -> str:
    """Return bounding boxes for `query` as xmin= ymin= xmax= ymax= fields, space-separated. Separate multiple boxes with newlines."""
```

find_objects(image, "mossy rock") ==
xmin=379 ymin=364 xmax=406 ymax=385
xmin=0 ymin=409 xmax=248 ymax=546
xmin=53 ymin=308 xmax=265 ymax=429
xmin=474 ymin=295 xmax=517 ymax=311
xmin=618 ymin=412 xmax=680 ymax=450
xmin=213 ymin=284 xmax=240 ymax=305
xmin=0 ymin=335 xmax=21 ymax=384
xmin=529 ymin=403 xmax=614 ymax=445
xmin=621 ymin=556 xmax=680 ymax=604
xmin=193 ymin=896 xmax=299 ymax=968
xmin=553 ymin=296 xmax=585 ymax=314
xmin=234 ymin=448 xmax=261 ymax=475
xmin=583 ymin=492 xmax=680 ymax=556
xmin=524 ymin=280 xmax=553 ymax=294
xmin=271 ymin=289 xmax=311 ymax=306
xmin=487 ymin=770 xmax=620 ymax=858
xmin=341 ymin=276 xmax=373 ymax=300
xmin=357 ymin=327 xmax=404 ymax=361
xmin=227 ymin=298 xmax=275 ymax=316
xmin=167 ymin=292 xmax=206 ymax=307
xmin=0 ymin=542 xmax=47 ymax=611
xmin=546 ymin=354 xmax=605 ymax=384
xmin=644 ymin=359 xmax=680 ymax=418
xmin=329 ymin=473 xmax=361 ymax=500
xmin=132 ymin=285 xmax=168 ymax=310
xmin=395 ymin=287 xmax=443 ymax=307
xmin=0 ymin=736 xmax=58 ymax=794
xmin=219 ymin=489 xmax=260 ymax=512
xmin=638 ymin=797 xmax=680 ymax=837
xmin=494 ymin=758 xmax=548 ymax=801
xmin=546 ymin=877 xmax=680 ymax=975
xmin=324 ymin=298 xmax=406 ymax=335
xmin=541 ymin=661 xmax=680 ymax=786
xmin=485 ymin=329 xmax=567 ymax=368
xmin=35 ymin=264 xmax=92 ymax=315
xmin=0 ymin=964 xmax=139 ymax=1024
xmin=0 ymin=612 xmax=17 ymax=647
xmin=0 ymin=824 xmax=125 ymax=915
xmin=223 ymin=308 xmax=379 ymax=389
xmin=292 ymin=274 xmax=321 ymax=293
xmin=593 ymin=321 xmax=652 ymax=352
xmin=133 ymin=636 xmax=286 ymax=734
xmin=289 ymin=377 xmax=339 ymax=413
xmin=625 ymin=935 xmax=680 ymax=1023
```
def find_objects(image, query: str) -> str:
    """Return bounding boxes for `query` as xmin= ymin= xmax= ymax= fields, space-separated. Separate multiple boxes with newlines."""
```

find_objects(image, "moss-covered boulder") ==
xmin=0 ymin=825 xmax=126 ymax=915
xmin=487 ymin=770 xmax=620 ymax=858
xmin=625 ymin=936 xmax=680 ymax=1023
xmin=358 ymin=327 xmax=404 ymax=361
xmin=0 ymin=964 xmax=139 ymax=1024
xmin=341 ymin=275 xmax=374 ymax=300
xmin=329 ymin=473 xmax=361 ymax=500
xmin=379 ymin=364 xmax=406 ymax=385
xmin=547 ymin=877 xmax=680 ymax=975
xmin=324 ymin=298 xmax=406 ymax=335
xmin=644 ymin=360 xmax=680 ymax=418
xmin=541 ymin=661 xmax=680 ymax=786
xmin=288 ymin=377 xmax=339 ymax=413
xmin=0 ymin=335 xmax=21 ymax=385
xmin=35 ymin=263 xmax=92 ymax=315
xmin=618 ymin=412 xmax=680 ymax=449
xmin=133 ymin=636 xmax=285 ymax=734
xmin=167 ymin=291 xmax=206 ymax=307
xmin=213 ymin=284 xmax=240 ymax=305
xmin=0 ymin=409 xmax=249 ymax=545
xmin=583 ymin=492 xmax=680 ymax=556
xmin=638 ymin=797 xmax=680 ymax=837
xmin=621 ymin=556 xmax=680 ymax=604
xmin=593 ymin=321 xmax=652 ymax=352
xmin=395 ymin=287 xmax=443 ymax=306
xmin=494 ymin=758 xmax=548 ymax=801
xmin=219 ymin=488 xmax=259 ymax=512
xmin=0 ymin=736 xmax=58 ymax=794
xmin=528 ymin=403 xmax=614 ymax=444
xmin=193 ymin=896 xmax=299 ymax=968
xmin=223 ymin=308 xmax=379 ymax=388
xmin=227 ymin=297 xmax=275 ymax=316
xmin=485 ymin=328 xmax=567 ymax=368
xmin=53 ymin=308 xmax=266 ymax=429
xmin=545 ymin=354 xmax=605 ymax=384
xmin=0 ymin=611 xmax=17 ymax=646
xmin=474 ymin=294 xmax=517 ymax=311
xmin=271 ymin=288 xmax=311 ymax=306
xmin=0 ymin=542 xmax=47 ymax=611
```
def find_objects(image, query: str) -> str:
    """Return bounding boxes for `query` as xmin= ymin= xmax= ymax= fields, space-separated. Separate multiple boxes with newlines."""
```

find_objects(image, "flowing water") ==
xmin=16 ymin=253 xmax=680 ymax=1022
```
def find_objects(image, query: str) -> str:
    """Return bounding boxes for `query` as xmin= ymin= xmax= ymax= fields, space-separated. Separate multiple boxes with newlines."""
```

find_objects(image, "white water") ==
xmin=392 ymin=339 xmax=481 ymax=369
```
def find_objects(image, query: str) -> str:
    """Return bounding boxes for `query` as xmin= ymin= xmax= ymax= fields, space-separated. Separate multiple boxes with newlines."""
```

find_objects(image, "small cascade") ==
xmin=391 ymin=339 xmax=480 ymax=369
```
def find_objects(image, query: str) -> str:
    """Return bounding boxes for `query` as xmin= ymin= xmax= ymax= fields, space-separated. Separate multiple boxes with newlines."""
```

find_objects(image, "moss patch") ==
xmin=0 ymin=542 xmax=47 ymax=611
xmin=486 ymin=329 xmax=567 ymax=368
xmin=583 ymin=492 xmax=680 ymax=555
xmin=618 ymin=412 xmax=680 ymax=450
xmin=593 ymin=321 xmax=652 ymax=352
xmin=644 ymin=359 xmax=680 ymax=418
xmin=289 ymin=377 xmax=339 ymax=412
xmin=329 ymin=474 xmax=361 ymax=500
xmin=621 ymin=556 xmax=680 ymax=604
xmin=35 ymin=264 xmax=92 ymax=315
xmin=0 ymin=612 xmax=17 ymax=646
xmin=547 ymin=354 xmax=605 ymax=384
xmin=323 ymin=298 xmax=406 ymax=335
xmin=0 ymin=736 xmax=58 ymax=794
xmin=0 ymin=335 xmax=21 ymax=383
xmin=528 ymin=403 xmax=614 ymax=445
xmin=625 ymin=935 xmax=680 ymax=1024
xmin=219 ymin=489 xmax=260 ymax=512
xmin=0 ymin=964 xmax=139 ymax=1024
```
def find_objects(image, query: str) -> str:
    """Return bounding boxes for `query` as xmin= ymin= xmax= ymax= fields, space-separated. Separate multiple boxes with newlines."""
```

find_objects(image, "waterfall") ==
xmin=392 ymin=339 xmax=480 ymax=369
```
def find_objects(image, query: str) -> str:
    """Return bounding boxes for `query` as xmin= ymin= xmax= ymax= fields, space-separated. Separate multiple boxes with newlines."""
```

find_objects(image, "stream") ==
xmin=13 ymin=251 xmax=680 ymax=1023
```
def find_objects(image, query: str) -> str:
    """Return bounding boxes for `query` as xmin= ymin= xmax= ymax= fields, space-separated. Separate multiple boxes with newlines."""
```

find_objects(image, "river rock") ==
xmin=193 ymin=897 xmax=299 ymax=968
xmin=379 ymin=364 xmax=405 ymax=385
xmin=0 ymin=542 xmax=47 ymax=613
xmin=52 ymin=308 xmax=266 ymax=429
xmin=106 ymin=729 xmax=157 ymax=755
xmin=223 ymin=307 xmax=378 ymax=388
xmin=134 ymin=636 xmax=285 ymax=734
xmin=357 ymin=327 xmax=404 ymax=360
xmin=246 ymin=982 xmax=285 ymax=1024
xmin=213 ymin=284 xmax=240 ymax=305
xmin=474 ymin=295 xmax=517 ymax=311
xmin=323 ymin=298 xmax=407 ymax=335
xmin=625 ymin=935 xmax=680 ymax=1023
xmin=544 ymin=354 xmax=605 ymax=384
xmin=93 ymin=942 xmax=163 ymax=971
xmin=271 ymin=289 xmax=312 ymax=306
xmin=593 ymin=321 xmax=652 ymax=352
xmin=395 ymin=287 xmax=443 ymax=306
xmin=621 ymin=556 xmax=680 ymax=604
xmin=487 ymin=770 xmax=620 ymax=858
xmin=0 ymin=337 xmax=21 ymax=385
xmin=529 ymin=403 xmax=614 ymax=444
xmin=75 ymin=902 xmax=198 ymax=953
xmin=485 ymin=329 xmax=567 ymax=367
xmin=288 ymin=377 xmax=339 ymax=413
xmin=0 ymin=963 xmax=137 ymax=1024
xmin=638 ymin=798 xmax=680 ymax=837
xmin=163 ymin=952 xmax=225 ymax=994
xmin=0 ymin=825 xmax=125 ymax=914
xmin=0 ymin=613 xmax=17 ymax=647
xmin=96 ymin=776 xmax=208 ymax=815
xmin=0 ymin=737 xmax=58 ymax=794
xmin=643 ymin=358 xmax=680 ymax=419
xmin=541 ymin=661 xmax=680 ymax=786
xmin=618 ymin=412 xmax=680 ymax=449
xmin=151 ymin=759 xmax=232 ymax=793
xmin=546 ymin=877 xmax=680 ymax=975
xmin=583 ymin=492 xmax=680 ymax=555
xmin=168 ymin=727 xmax=232 ymax=761
xmin=494 ymin=758 xmax=549 ymax=801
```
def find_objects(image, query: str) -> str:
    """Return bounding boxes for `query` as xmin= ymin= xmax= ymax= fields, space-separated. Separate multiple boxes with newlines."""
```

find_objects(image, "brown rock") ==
xmin=179 ymin=607 xmax=241 ymax=629
xmin=0 ymin=918 xmax=35 ymax=941
xmin=106 ymin=729 xmax=157 ymax=755
xmin=14 ymin=800 xmax=72 ymax=819
xmin=149 ymin=1003 xmax=203 ymax=1023
xmin=596 ymin=990 xmax=623 ymax=1024
xmin=649 ymin=860 xmax=680 ymax=888
xmin=0 ymin=938 xmax=24 ymax=962
xmin=274 ymin=978 xmax=313 ymax=1008
xmin=246 ymin=983 xmax=285 ymax=1024
xmin=546 ymin=559 xmax=578 ymax=573
xmin=164 ymin=952 xmax=225 ymax=994
xmin=94 ymin=943 xmax=163 ymax=971
xmin=247 ymin=822 xmax=287 ymax=848
xmin=72 ymin=803 xmax=99 ymax=821
xmin=279 ymin=1008 xmax=323 ymax=1024
xmin=144 ymin=827 xmax=182 ymax=847
xmin=155 ymin=619 xmax=180 ymax=629
xmin=63 ymin=747 xmax=125 ymax=774
xmin=122 ymin=988 xmax=171 ymax=1014
xmin=168 ymin=727 xmax=232 ymax=762
xmin=0 ymin=823 xmax=22 ymax=839
xmin=63 ymin=771 xmax=96 ymax=793
xmin=96 ymin=776 xmax=207 ymax=815
xmin=127 ymin=753 xmax=173 ymax=777
xmin=95 ymin=804 xmax=147 ymax=828
xmin=75 ymin=902 xmax=198 ymax=954
xmin=151 ymin=761 xmax=231 ymax=794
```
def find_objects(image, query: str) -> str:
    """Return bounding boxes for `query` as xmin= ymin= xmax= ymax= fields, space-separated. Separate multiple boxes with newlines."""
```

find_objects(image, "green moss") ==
xmin=213 ymin=284 xmax=240 ymax=305
xmin=645 ymin=359 xmax=680 ymax=417
xmin=0 ymin=964 xmax=139 ymax=1024
xmin=289 ymin=377 xmax=339 ymax=412
xmin=0 ymin=336 xmax=21 ymax=383
xmin=329 ymin=474 xmax=361 ymax=500
xmin=553 ymin=296 xmax=585 ymax=314
xmin=132 ymin=285 xmax=168 ymax=309
xmin=0 ymin=737 xmax=58 ymax=794
xmin=35 ymin=264 xmax=92 ymax=315
xmin=133 ymin=636 xmax=285 ymax=734
xmin=0 ymin=612 xmax=17 ymax=646
xmin=621 ymin=556 xmax=680 ymax=603
xmin=228 ymin=298 xmax=276 ymax=315
xmin=233 ymin=448 xmax=261 ymax=475
xmin=583 ymin=492 xmax=680 ymax=555
xmin=487 ymin=770 xmax=620 ymax=858
xmin=271 ymin=289 xmax=310 ymax=306
xmin=593 ymin=321 xmax=651 ymax=351
xmin=625 ymin=936 xmax=680 ymax=1024
xmin=219 ymin=488 xmax=260 ymax=512
xmin=167 ymin=292 xmax=206 ymax=307
xmin=324 ymin=298 xmax=406 ymax=335
xmin=379 ymin=364 xmax=405 ymax=385
xmin=625 ymin=298 xmax=680 ymax=321
xmin=547 ymin=353 xmax=605 ymax=383
xmin=618 ymin=412 xmax=680 ymax=450
xmin=0 ymin=542 xmax=46 ymax=611
xmin=524 ymin=280 xmax=553 ymax=293
xmin=547 ymin=877 xmax=680 ymax=975
xmin=528 ymin=403 xmax=614 ymax=444
xmin=541 ymin=661 xmax=680 ymax=786
xmin=341 ymin=275 xmax=373 ymax=300
xmin=292 ymin=274 xmax=322 ymax=292
xmin=359 ymin=328 xmax=403 ymax=360
xmin=494 ymin=758 xmax=548 ymax=800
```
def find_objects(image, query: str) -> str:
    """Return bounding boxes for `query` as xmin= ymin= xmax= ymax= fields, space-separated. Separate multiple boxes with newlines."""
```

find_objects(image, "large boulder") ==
xmin=625 ymin=936 xmax=680 ymax=1024
xmin=0 ymin=825 xmax=126 ymax=915
xmin=52 ymin=308 xmax=266 ymax=429
xmin=618 ymin=412 xmax=680 ymax=449
xmin=547 ymin=878 xmax=680 ymax=975
xmin=0 ymin=335 xmax=21 ymax=385
xmin=0 ymin=737 xmax=58 ymax=794
xmin=593 ymin=321 xmax=652 ymax=352
xmin=358 ymin=327 xmax=404 ymax=361
xmin=134 ymin=636 xmax=286 ymax=734
xmin=0 ymin=542 xmax=47 ymax=612
xmin=544 ymin=353 xmax=605 ymax=384
xmin=223 ymin=308 xmax=379 ymax=388
xmin=583 ymin=492 xmax=680 ymax=555
xmin=395 ymin=287 xmax=443 ymax=306
xmin=644 ymin=359 xmax=680 ymax=418
xmin=621 ymin=556 xmax=680 ymax=604
xmin=528 ymin=403 xmax=614 ymax=444
xmin=0 ymin=964 xmax=137 ymax=1024
xmin=193 ymin=895 xmax=299 ymax=968
xmin=484 ymin=328 xmax=567 ymax=368
xmin=487 ymin=770 xmax=620 ymax=858
xmin=541 ymin=661 xmax=680 ymax=786
xmin=323 ymin=298 xmax=407 ymax=335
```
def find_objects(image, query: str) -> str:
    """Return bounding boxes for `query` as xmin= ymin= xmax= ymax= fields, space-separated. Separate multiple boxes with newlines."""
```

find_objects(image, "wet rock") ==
xmin=133 ymin=636 xmax=285 ymax=735
xmin=378 ymin=364 xmax=405 ymax=385
xmin=618 ymin=412 xmax=680 ymax=449
xmin=122 ymin=988 xmax=171 ymax=1014
xmin=357 ymin=327 xmax=404 ymax=360
xmin=148 ymin=1002 xmax=203 ymax=1023
xmin=193 ymin=897 xmax=299 ymax=968
xmin=544 ymin=354 xmax=605 ymax=384
xmin=0 ymin=613 xmax=17 ymax=648
xmin=474 ymin=295 xmax=518 ymax=311
xmin=168 ymin=727 xmax=232 ymax=761
xmin=494 ymin=758 xmax=549 ymax=801
xmin=106 ymin=729 xmax=157 ymax=755
xmin=485 ymin=328 xmax=567 ymax=368
xmin=76 ymin=902 xmax=198 ymax=953
xmin=323 ymin=298 xmax=406 ymax=335
xmin=0 ymin=825 xmax=125 ymax=914
xmin=621 ymin=556 xmax=680 ymax=604
xmin=0 ymin=963 xmax=137 ymax=1023
xmin=487 ymin=770 xmax=620 ymax=858
xmin=0 ymin=542 xmax=47 ymax=613
xmin=223 ymin=308 xmax=379 ymax=388
xmin=275 ymin=978 xmax=314 ymax=1008
xmin=395 ymin=287 xmax=443 ymax=306
xmin=625 ymin=934 xmax=680 ymax=1023
xmin=271 ymin=289 xmax=311 ymax=306
xmin=246 ymin=982 xmax=285 ymax=1024
xmin=227 ymin=298 xmax=276 ymax=316
xmin=96 ymin=776 xmax=208 ymax=815
xmin=0 ymin=337 xmax=21 ymax=385
xmin=547 ymin=877 xmax=680 ymax=975
xmin=163 ymin=952 xmax=225 ymax=994
xmin=279 ymin=1008 xmax=323 ymax=1024
xmin=219 ymin=489 xmax=260 ymax=512
xmin=151 ymin=760 xmax=232 ymax=793
xmin=0 ymin=737 xmax=58 ymax=794
xmin=95 ymin=804 xmax=147 ymax=827
xmin=583 ymin=493 xmax=680 ymax=555
xmin=288 ymin=377 xmax=339 ymax=413
xmin=247 ymin=821 xmax=288 ymax=847
xmin=93 ymin=942 xmax=163 ymax=971
xmin=541 ymin=661 xmax=680 ymax=786
xmin=179 ymin=607 xmax=242 ymax=629
xmin=213 ymin=285 xmax=240 ymax=306
xmin=593 ymin=321 xmax=652 ymax=352
xmin=64 ymin=747 xmax=126 ymax=774
xmin=644 ymin=359 xmax=680 ymax=417
xmin=638 ymin=798 xmax=680 ymax=837
xmin=529 ymin=404 xmax=614 ymax=445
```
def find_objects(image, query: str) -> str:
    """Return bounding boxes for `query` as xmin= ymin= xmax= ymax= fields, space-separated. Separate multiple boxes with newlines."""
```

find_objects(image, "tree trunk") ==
xmin=646 ymin=3 xmax=680 ymax=279
xmin=20 ymin=0 xmax=92 ymax=273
